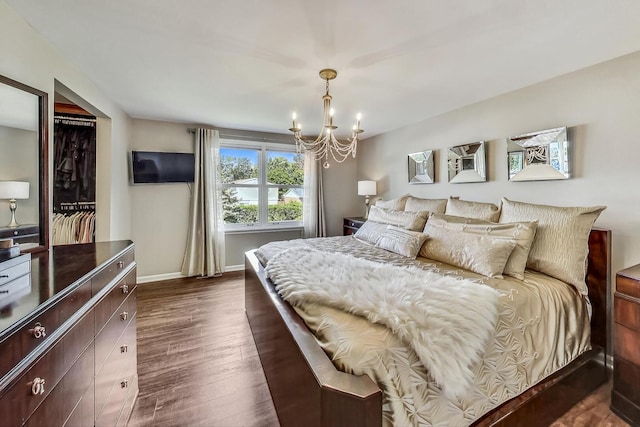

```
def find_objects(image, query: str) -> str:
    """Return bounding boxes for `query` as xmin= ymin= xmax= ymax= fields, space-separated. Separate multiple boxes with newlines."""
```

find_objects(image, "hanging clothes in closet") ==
xmin=53 ymin=113 xmax=97 ymax=245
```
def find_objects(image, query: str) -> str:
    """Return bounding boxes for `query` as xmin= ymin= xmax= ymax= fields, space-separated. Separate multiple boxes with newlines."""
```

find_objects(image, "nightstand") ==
xmin=611 ymin=264 xmax=640 ymax=426
xmin=343 ymin=217 xmax=366 ymax=236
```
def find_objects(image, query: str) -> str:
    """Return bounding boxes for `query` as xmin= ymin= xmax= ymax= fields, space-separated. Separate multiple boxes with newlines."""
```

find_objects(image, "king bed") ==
xmin=244 ymin=197 xmax=611 ymax=427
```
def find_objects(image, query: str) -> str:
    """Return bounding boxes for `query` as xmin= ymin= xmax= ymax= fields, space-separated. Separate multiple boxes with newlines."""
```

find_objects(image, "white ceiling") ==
xmin=7 ymin=0 xmax=640 ymax=139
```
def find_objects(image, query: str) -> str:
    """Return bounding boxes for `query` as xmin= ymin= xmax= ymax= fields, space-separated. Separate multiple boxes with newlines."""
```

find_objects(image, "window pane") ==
xmin=220 ymin=148 xmax=259 ymax=184
xmin=268 ymin=187 xmax=303 ymax=222
xmin=267 ymin=151 xmax=304 ymax=185
xmin=222 ymin=187 xmax=259 ymax=224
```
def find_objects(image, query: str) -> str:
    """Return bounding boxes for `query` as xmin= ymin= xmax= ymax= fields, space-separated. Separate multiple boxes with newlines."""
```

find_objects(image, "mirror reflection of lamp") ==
xmin=0 ymin=181 xmax=30 ymax=227
xmin=357 ymin=180 xmax=377 ymax=219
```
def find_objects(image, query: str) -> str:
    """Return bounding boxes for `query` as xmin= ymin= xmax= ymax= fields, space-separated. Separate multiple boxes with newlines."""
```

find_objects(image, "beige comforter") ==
xmin=256 ymin=236 xmax=591 ymax=426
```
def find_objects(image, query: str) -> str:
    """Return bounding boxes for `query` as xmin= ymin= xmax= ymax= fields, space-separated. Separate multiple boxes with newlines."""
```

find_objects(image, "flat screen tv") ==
xmin=130 ymin=151 xmax=195 ymax=184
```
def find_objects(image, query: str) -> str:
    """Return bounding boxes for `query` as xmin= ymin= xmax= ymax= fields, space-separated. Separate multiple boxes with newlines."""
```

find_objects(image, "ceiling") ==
xmin=7 ymin=0 xmax=640 ymax=139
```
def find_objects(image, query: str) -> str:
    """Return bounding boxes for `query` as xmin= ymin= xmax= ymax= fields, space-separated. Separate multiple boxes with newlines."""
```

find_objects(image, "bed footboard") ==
xmin=245 ymin=250 xmax=382 ymax=427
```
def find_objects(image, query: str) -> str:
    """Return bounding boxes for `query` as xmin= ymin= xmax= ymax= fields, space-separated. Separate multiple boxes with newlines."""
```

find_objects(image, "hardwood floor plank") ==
xmin=128 ymin=272 xmax=628 ymax=427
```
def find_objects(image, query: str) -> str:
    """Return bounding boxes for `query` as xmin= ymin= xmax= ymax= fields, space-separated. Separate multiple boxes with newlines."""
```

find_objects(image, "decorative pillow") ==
xmin=375 ymin=225 xmax=428 ymax=259
xmin=445 ymin=198 xmax=501 ymax=222
xmin=498 ymin=197 xmax=606 ymax=295
xmin=427 ymin=214 xmax=538 ymax=280
xmin=404 ymin=196 xmax=448 ymax=214
xmin=420 ymin=223 xmax=517 ymax=277
xmin=353 ymin=220 xmax=388 ymax=245
xmin=375 ymin=194 xmax=410 ymax=211
xmin=368 ymin=205 xmax=428 ymax=231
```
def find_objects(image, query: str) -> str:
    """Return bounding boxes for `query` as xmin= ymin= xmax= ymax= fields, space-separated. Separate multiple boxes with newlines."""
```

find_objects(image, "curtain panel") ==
xmin=303 ymin=156 xmax=326 ymax=238
xmin=182 ymin=128 xmax=225 ymax=277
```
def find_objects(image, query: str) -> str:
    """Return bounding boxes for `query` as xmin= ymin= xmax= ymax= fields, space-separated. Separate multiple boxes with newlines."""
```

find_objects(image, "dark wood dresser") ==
xmin=343 ymin=217 xmax=366 ymax=236
xmin=612 ymin=264 xmax=640 ymax=426
xmin=0 ymin=241 xmax=137 ymax=427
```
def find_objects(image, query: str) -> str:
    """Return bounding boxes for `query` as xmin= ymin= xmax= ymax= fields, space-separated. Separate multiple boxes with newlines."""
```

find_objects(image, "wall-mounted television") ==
xmin=130 ymin=151 xmax=195 ymax=184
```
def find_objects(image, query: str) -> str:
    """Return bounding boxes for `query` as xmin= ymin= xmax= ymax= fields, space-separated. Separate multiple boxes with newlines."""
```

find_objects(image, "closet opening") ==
xmin=53 ymin=95 xmax=96 ymax=245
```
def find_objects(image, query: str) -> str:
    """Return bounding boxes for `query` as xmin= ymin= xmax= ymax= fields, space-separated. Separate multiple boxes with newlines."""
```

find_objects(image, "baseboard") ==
xmin=137 ymin=264 xmax=245 ymax=284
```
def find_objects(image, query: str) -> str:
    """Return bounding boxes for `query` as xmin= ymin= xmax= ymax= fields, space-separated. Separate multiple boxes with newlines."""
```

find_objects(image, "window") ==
xmin=220 ymin=141 xmax=304 ymax=231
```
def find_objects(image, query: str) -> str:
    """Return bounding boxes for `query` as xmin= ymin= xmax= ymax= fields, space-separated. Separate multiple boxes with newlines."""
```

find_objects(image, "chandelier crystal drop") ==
xmin=288 ymin=69 xmax=363 ymax=169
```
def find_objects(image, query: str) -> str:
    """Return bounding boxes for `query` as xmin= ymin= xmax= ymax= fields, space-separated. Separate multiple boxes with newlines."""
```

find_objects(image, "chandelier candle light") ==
xmin=289 ymin=69 xmax=363 ymax=169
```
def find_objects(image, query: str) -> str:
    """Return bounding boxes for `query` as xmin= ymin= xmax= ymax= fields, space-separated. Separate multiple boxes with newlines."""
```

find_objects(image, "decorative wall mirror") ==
xmin=0 ymin=75 xmax=49 ymax=252
xmin=408 ymin=150 xmax=435 ymax=184
xmin=447 ymin=141 xmax=486 ymax=183
xmin=507 ymin=126 xmax=569 ymax=181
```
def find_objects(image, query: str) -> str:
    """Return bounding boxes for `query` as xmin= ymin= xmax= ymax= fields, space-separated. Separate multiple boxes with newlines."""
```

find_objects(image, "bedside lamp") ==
xmin=0 ymin=181 xmax=30 ymax=227
xmin=357 ymin=180 xmax=377 ymax=218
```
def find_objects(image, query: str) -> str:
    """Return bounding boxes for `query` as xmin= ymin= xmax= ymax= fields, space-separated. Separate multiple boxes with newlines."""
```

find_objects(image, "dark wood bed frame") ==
xmin=245 ymin=229 xmax=611 ymax=427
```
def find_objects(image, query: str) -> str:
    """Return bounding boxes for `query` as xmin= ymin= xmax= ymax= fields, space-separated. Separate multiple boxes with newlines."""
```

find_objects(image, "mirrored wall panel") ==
xmin=507 ymin=127 xmax=569 ymax=181
xmin=447 ymin=141 xmax=486 ymax=183
xmin=408 ymin=150 xmax=435 ymax=184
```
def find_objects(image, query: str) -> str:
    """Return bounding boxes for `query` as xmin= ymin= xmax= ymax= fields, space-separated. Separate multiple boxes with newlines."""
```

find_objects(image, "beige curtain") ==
xmin=302 ymin=156 xmax=326 ymax=238
xmin=181 ymin=128 xmax=225 ymax=276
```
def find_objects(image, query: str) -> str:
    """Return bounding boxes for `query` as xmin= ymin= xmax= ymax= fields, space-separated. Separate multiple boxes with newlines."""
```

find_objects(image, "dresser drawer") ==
xmin=24 ymin=343 xmax=95 ymax=427
xmin=615 ymin=295 xmax=640 ymax=332
xmin=0 ymin=280 xmax=91 ymax=381
xmin=0 ymin=309 xmax=93 ymax=426
xmin=614 ymin=323 xmax=640 ymax=367
xmin=96 ymin=315 xmax=137 ymax=427
xmin=0 ymin=256 xmax=30 ymax=287
xmin=95 ymin=268 xmax=136 ymax=334
xmin=91 ymin=249 xmax=135 ymax=296
xmin=95 ymin=288 xmax=137 ymax=374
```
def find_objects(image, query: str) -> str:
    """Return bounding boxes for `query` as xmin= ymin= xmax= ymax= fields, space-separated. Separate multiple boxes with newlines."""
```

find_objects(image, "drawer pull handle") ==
xmin=117 ymin=261 xmax=125 ymax=269
xmin=0 ymin=274 xmax=8 ymax=278
xmin=30 ymin=377 xmax=45 ymax=395
xmin=120 ymin=311 xmax=128 ymax=321
xmin=120 ymin=344 xmax=128 ymax=353
xmin=120 ymin=284 xmax=129 ymax=294
xmin=121 ymin=379 xmax=129 ymax=388
xmin=0 ymin=290 xmax=8 ymax=294
xmin=29 ymin=322 xmax=46 ymax=339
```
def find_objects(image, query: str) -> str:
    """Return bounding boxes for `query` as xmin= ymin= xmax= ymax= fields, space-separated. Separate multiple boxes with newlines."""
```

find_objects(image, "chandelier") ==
xmin=288 ymin=68 xmax=363 ymax=169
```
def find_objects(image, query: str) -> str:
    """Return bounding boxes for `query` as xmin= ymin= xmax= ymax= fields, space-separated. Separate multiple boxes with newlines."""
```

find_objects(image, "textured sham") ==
xmin=375 ymin=194 xmax=410 ymax=211
xmin=404 ymin=196 xmax=447 ymax=214
xmin=367 ymin=205 xmax=428 ymax=231
xmin=498 ymin=197 xmax=605 ymax=294
xmin=375 ymin=225 xmax=429 ymax=259
xmin=445 ymin=198 xmax=501 ymax=222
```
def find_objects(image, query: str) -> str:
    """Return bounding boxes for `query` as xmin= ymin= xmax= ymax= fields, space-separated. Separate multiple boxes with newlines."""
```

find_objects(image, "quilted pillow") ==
xmin=498 ymin=197 xmax=605 ymax=295
xmin=376 ymin=225 xmax=428 ymax=259
xmin=420 ymin=222 xmax=517 ymax=277
xmin=353 ymin=220 xmax=388 ymax=245
xmin=375 ymin=194 xmax=410 ymax=211
xmin=445 ymin=198 xmax=501 ymax=222
xmin=427 ymin=214 xmax=538 ymax=280
xmin=368 ymin=205 xmax=428 ymax=231
xmin=404 ymin=196 xmax=448 ymax=214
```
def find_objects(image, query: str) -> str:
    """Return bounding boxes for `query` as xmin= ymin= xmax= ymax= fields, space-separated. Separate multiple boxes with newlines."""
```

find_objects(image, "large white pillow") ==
xmin=404 ymin=196 xmax=447 ymax=214
xmin=445 ymin=198 xmax=501 ymax=222
xmin=427 ymin=214 xmax=537 ymax=280
xmin=375 ymin=225 xmax=428 ymax=259
xmin=375 ymin=194 xmax=410 ymax=211
xmin=368 ymin=205 xmax=428 ymax=231
xmin=498 ymin=197 xmax=605 ymax=295
xmin=353 ymin=221 xmax=388 ymax=245
xmin=420 ymin=222 xmax=517 ymax=277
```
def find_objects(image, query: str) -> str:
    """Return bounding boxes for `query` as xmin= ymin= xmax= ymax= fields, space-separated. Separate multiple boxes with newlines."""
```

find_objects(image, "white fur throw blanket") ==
xmin=265 ymin=248 xmax=501 ymax=398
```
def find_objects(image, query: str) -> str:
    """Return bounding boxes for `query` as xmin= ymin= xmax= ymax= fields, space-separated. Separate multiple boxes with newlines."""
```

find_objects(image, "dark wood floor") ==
xmin=128 ymin=272 xmax=629 ymax=427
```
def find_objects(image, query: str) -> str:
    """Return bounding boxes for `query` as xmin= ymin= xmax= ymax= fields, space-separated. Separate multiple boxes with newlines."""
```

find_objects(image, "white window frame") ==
xmin=220 ymin=139 xmax=304 ymax=233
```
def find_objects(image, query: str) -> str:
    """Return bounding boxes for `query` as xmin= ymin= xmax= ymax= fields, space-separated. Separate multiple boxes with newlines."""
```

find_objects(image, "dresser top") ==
xmin=618 ymin=264 xmax=640 ymax=282
xmin=0 ymin=240 xmax=134 ymax=337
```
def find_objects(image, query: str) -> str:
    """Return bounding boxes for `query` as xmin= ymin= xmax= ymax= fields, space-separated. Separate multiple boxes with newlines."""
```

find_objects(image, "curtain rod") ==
xmin=187 ymin=127 xmax=293 ymax=144
xmin=54 ymin=115 xmax=97 ymax=123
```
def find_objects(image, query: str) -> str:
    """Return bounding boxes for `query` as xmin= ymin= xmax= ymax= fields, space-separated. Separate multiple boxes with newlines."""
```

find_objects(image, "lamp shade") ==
xmin=0 ymin=181 xmax=30 ymax=199
xmin=357 ymin=180 xmax=377 ymax=196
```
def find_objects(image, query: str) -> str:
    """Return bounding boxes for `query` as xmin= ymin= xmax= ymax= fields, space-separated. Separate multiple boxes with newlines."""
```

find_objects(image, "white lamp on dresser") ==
xmin=0 ymin=181 xmax=30 ymax=227
xmin=357 ymin=180 xmax=377 ymax=219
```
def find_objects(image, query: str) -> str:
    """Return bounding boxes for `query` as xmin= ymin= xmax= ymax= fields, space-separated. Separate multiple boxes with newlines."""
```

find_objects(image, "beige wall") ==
xmin=358 ymin=51 xmax=640 ymax=286
xmin=130 ymin=119 xmax=358 ymax=277
xmin=0 ymin=1 xmax=132 ymax=242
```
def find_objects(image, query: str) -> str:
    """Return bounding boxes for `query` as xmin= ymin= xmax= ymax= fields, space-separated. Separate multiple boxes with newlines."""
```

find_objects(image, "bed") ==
xmin=245 ymin=204 xmax=611 ymax=426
